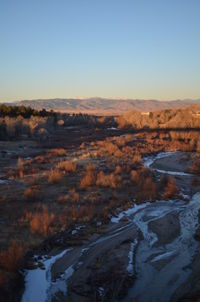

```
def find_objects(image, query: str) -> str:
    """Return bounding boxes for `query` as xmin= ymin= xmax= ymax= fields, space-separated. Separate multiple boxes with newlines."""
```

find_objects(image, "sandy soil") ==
xmin=152 ymin=152 xmax=191 ymax=173
xmin=149 ymin=212 xmax=181 ymax=246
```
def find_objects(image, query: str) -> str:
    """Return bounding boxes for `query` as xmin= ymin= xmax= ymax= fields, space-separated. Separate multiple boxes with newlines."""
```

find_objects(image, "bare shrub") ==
xmin=131 ymin=168 xmax=157 ymax=201
xmin=48 ymin=168 xmax=64 ymax=184
xmin=96 ymin=171 xmax=122 ymax=189
xmin=80 ymin=171 xmax=96 ymax=188
xmin=105 ymin=142 xmax=119 ymax=155
xmin=188 ymin=160 xmax=200 ymax=175
xmin=27 ymin=206 xmax=55 ymax=236
xmin=17 ymin=157 xmax=24 ymax=179
xmin=161 ymin=175 xmax=179 ymax=199
xmin=131 ymin=170 xmax=140 ymax=183
xmin=57 ymin=160 xmax=77 ymax=172
xmin=115 ymin=165 xmax=122 ymax=174
xmin=80 ymin=142 xmax=85 ymax=149
xmin=69 ymin=188 xmax=79 ymax=202
xmin=80 ymin=164 xmax=97 ymax=188
xmin=136 ymin=176 xmax=157 ymax=201
xmin=132 ymin=152 xmax=142 ymax=164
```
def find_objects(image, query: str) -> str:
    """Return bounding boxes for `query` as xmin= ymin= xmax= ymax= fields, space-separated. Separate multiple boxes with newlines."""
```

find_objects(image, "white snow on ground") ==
xmin=155 ymin=169 xmax=191 ymax=176
xmin=111 ymin=202 xmax=150 ymax=223
xmin=107 ymin=127 xmax=119 ymax=130
xmin=180 ymin=192 xmax=190 ymax=200
xmin=21 ymin=249 xmax=72 ymax=302
xmin=127 ymin=239 xmax=138 ymax=275
xmin=71 ymin=225 xmax=85 ymax=235
xmin=47 ymin=265 xmax=74 ymax=299
xmin=126 ymin=192 xmax=200 ymax=302
xmin=151 ymin=250 xmax=176 ymax=263
xmin=98 ymin=287 xmax=105 ymax=296
xmin=80 ymin=247 xmax=89 ymax=256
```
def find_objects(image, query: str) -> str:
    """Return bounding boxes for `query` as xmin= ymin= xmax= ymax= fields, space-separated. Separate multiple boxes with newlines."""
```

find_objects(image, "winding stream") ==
xmin=122 ymin=152 xmax=199 ymax=301
xmin=123 ymin=193 xmax=200 ymax=302
xmin=21 ymin=152 xmax=200 ymax=302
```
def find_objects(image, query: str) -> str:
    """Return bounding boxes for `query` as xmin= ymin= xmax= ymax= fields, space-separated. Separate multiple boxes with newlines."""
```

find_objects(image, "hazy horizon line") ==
xmin=1 ymin=96 xmax=200 ymax=104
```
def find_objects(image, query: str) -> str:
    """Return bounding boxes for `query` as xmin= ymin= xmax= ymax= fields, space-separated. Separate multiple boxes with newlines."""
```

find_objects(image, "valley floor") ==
xmin=0 ymin=126 xmax=200 ymax=302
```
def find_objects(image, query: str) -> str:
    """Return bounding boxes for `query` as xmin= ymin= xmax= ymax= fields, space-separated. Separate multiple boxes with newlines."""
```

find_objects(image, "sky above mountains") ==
xmin=0 ymin=0 xmax=200 ymax=102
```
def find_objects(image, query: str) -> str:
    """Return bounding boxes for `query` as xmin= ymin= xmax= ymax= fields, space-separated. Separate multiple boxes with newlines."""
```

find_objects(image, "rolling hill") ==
xmin=6 ymin=97 xmax=200 ymax=115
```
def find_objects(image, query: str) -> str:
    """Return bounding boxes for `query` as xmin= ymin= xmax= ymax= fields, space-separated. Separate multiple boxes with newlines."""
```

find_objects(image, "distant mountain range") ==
xmin=6 ymin=98 xmax=200 ymax=115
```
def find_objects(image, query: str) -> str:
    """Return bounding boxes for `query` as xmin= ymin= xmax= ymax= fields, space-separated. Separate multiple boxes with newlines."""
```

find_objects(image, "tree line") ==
xmin=0 ymin=104 xmax=56 ymax=118
xmin=116 ymin=107 xmax=200 ymax=129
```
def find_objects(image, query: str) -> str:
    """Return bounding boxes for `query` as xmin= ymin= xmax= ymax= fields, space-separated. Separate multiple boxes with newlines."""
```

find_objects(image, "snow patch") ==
xmin=155 ymin=169 xmax=191 ymax=176
xmin=111 ymin=202 xmax=150 ymax=223
xmin=151 ymin=250 xmax=176 ymax=263
xmin=98 ymin=287 xmax=105 ymax=296
xmin=47 ymin=265 xmax=74 ymax=298
xmin=107 ymin=127 xmax=119 ymax=131
xmin=22 ymin=249 xmax=72 ymax=302
xmin=71 ymin=225 xmax=85 ymax=235
xmin=127 ymin=239 xmax=138 ymax=275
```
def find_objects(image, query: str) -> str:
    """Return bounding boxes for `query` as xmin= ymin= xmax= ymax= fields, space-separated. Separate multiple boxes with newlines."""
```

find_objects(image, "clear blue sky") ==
xmin=0 ymin=0 xmax=200 ymax=102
